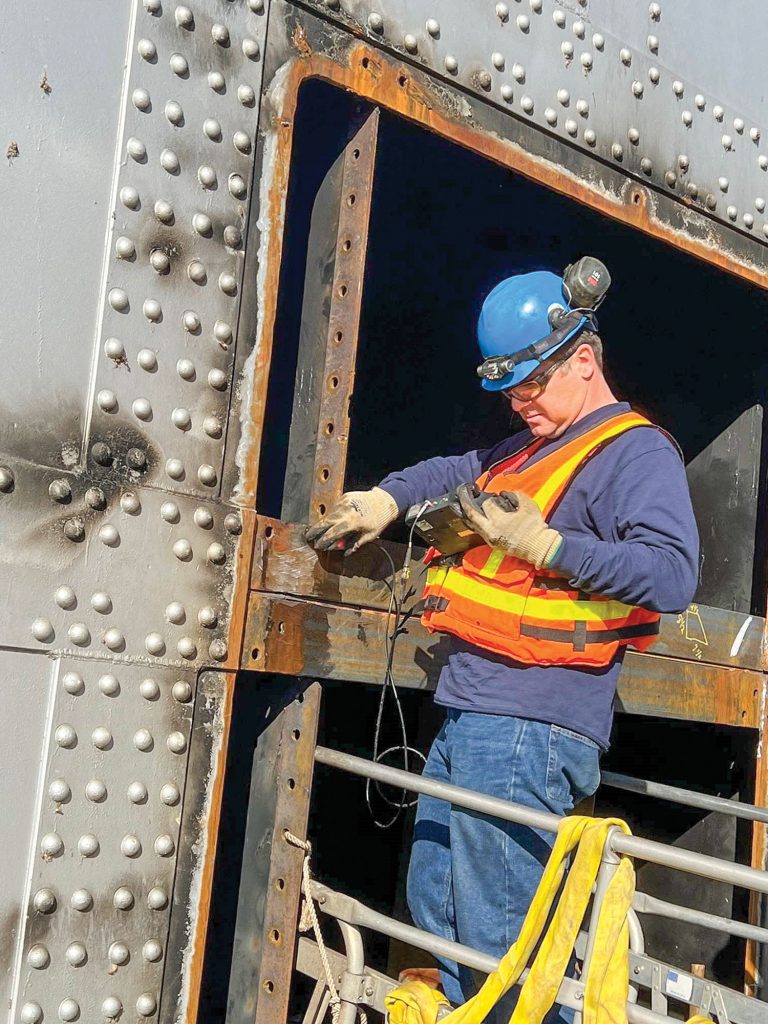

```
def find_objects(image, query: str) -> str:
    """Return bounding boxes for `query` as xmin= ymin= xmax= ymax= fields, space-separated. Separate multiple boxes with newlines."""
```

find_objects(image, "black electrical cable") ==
xmin=365 ymin=506 xmax=429 ymax=828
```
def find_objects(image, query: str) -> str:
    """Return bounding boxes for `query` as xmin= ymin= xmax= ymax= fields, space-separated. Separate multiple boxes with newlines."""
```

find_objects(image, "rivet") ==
xmin=214 ymin=320 xmax=233 ymax=344
xmin=99 ymin=524 xmax=119 ymax=546
xmin=120 ymin=186 xmax=140 ymax=210
xmin=173 ymin=538 xmax=192 ymax=559
xmin=109 ymin=287 xmax=129 ymax=312
xmin=561 ymin=41 xmax=574 ymax=59
xmin=103 ymin=628 xmax=125 ymax=651
xmin=159 ymin=150 xmax=180 ymax=178
xmin=682 ymin=110 xmax=692 ymax=126
xmin=203 ymin=415 xmax=222 ymax=437
xmin=727 ymin=204 xmax=738 ymax=220
xmin=647 ymin=34 xmax=659 ymax=52
xmin=717 ymin=176 xmax=729 ymax=192
xmin=127 ymin=137 xmax=147 ymax=161
xmin=172 ymin=679 xmax=193 ymax=703
xmin=138 ymin=678 xmax=159 ymax=702
xmin=168 ymin=729 xmax=188 ymax=751
xmin=763 ymin=224 xmax=768 ymax=239
xmin=242 ymin=37 xmax=260 ymax=59
xmin=127 ymin=447 xmax=147 ymax=473
xmin=530 ymin=0 xmax=542 ymax=11
xmin=756 ymin=197 xmax=766 ymax=212
xmin=128 ymin=780 xmax=148 ymax=802
xmin=155 ymin=834 xmax=176 ymax=856
xmin=426 ymin=17 xmax=440 ymax=36
xmin=68 ymin=622 xmax=90 ymax=646
xmin=500 ymin=83 xmax=513 ymax=102
xmin=78 ymin=833 xmax=99 ymax=856
xmin=104 ymin=337 xmax=125 ymax=363
xmin=55 ymin=585 xmax=77 ymax=609
xmin=49 ymin=478 xmax=72 ymax=502
xmin=161 ymin=783 xmax=180 ymax=805
xmin=167 ymin=458 xmax=185 ymax=481
xmin=188 ymin=260 xmax=207 ymax=284
xmin=132 ymin=87 xmax=151 ymax=111
xmin=71 ymin=888 xmax=93 ymax=912
xmin=122 ymin=489 xmax=141 ymax=514
xmin=170 ymin=52 xmax=188 ymax=76
xmin=27 ymin=944 xmax=50 ymax=969
xmin=98 ymin=672 xmax=119 ymax=696
xmin=744 ymin=212 xmax=754 ymax=228
xmin=751 ymin=127 xmax=761 ymax=142
xmin=172 ymin=407 xmax=192 ymax=430
xmin=592 ymin=33 xmax=604 ymax=50
xmin=194 ymin=506 xmax=214 ymax=528
xmin=199 ymin=165 xmax=217 ymax=188
xmin=177 ymin=358 xmax=196 ymax=380
xmin=59 ymin=998 xmax=81 ymax=1022
xmin=85 ymin=486 xmax=106 ymax=510
xmin=713 ymin=104 xmax=724 ymax=121
xmin=207 ymin=541 xmax=226 ymax=563
xmin=64 ymin=517 xmax=85 ymax=541
xmin=114 ymin=886 xmax=135 ymax=910
xmin=208 ymin=70 xmax=226 ymax=93
xmin=584 ymin=129 xmax=596 ymax=146
xmin=238 ymin=83 xmax=256 ymax=106
xmin=210 ymin=638 xmax=229 ymax=661
xmin=91 ymin=591 xmax=112 ymax=614
xmin=115 ymin=236 xmax=135 ymax=259
xmin=62 ymin=671 xmax=84 ymax=695
xmin=512 ymin=62 xmax=525 ymax=82
xmin=102 ymin=998 xmax=123 ymax=1018
xmin=21 ymin=1005 xmax=43 ymax=1024
xmin=217 ymin=272 xmax=238 ymax=297
xmin=121 ymin=834 xmax=142 ymax=857
xmin=678 ymin=154 xmax=689 ymax=170
xmin=148 ymin=249 xmax=169 ymax=275
xmin=199 ymin=606 xmax=218 ymax=627
xmin=148 ymin=887 xmax=169 ymax=909
xmin=516 ymin=13 xmax=530 ymax=31
xmin=175 ymin=5 xmax=193 ymax=27
xmin=49 ymin=778 xmax=72 ymax=801
xmin=92 ymin=726 xmax=112 ymax=749
xmin=191 ymin=214 xmax=212 ymax=239
xmin=611 ymin=143 xmax=623 ymax=160
xmin=490 ymin=52 xmax=505 ymax=71
xmin=445 ymin=54 xmax=459 ymax=73
xmin=673 ymin=80 xmax=684 ymax=97
xmin=204 ymin=117 xmax=222 ymax=141
xmin=664 ymin=170 xmax=677 ymax=187
xmin=66 ymin=942 xmax=87 ymax=966
xmin=628 ymin=127 xmax=640 ymax=144
xmin=224 ymin=511 xmax=241 ymax=534
xmin=565 ymin=118 xmax=577 ymax=136
xmin=521 ymin=96 xmax=534 ymax=114
xmin=557 ymin=88 xmax=570 ymax=105
xmin=137 ymin=993 xmax=158 ymax=1017
xmin=229 ymin=173 xmax=247 ymax=198
xmin=693 ymin=94 xmax=705 ymax=110
xmin=143 ymin=0 xmax=161 ymax=11
xmin=212 ymin=22 xmax=230 ymax=45
xmin=198 ymin=464 xmax=217 ymax=487
xmin=576 ymin=98 xmax=589 ymax=116
xmin=734 ymin=117 xmax=745 ymax=133
xmin=161 ymin=501 xmax=180 ymax=524
xmin=132 ymin=397 xmax=152 ymax=421
xmin=403 ymin=33 xmax=418 ymax=53
xmin=41 ymin=832 xmax=64 ymax=857
xmin=760 ymin=155 xmax=768 ymax=170
xmin=580 ymin=52 xmax=593 ymax=69
xmin=85 ymin=778 xmax=106 ymax=801
xmin=109 ymin=943 xmax=130 ymax=966
xmin=134 ymin=727 xmax=154 ymax=751
xmin=722 ymin=134 xmax=733 ymax=150
xmin=133 ymin=350 xmax=156 ymax=375
xmin=496 ymin=2 xmax=509 ymax=20
xmin=223 ymin=224 xmax=242 ymax=248
xmin=145 ymin=632 xmax=165 ymax=656
xmin=165 ymin=100 xmax=184 ymax=125
xmin=620 ymin=48 xmax=632 ymax=65
xmin=648 ymin=67 xmax=660 ymax=84
xmin=686 ymin=182 xmax=698 ymax=199
xmin=572 ymin=19 xmax=585 ymax=37
xmin=33 ymin=888 xmax=57 ymax=913
xmin=649 ymin=1 xmax=661 ymax=17
xmin=166 ymin=601 xmax=186 ymax=624
xmin=208 ymin=367 xmax=228 ymax=390
xmin=544 ymin=107 xmax=557 ymax=126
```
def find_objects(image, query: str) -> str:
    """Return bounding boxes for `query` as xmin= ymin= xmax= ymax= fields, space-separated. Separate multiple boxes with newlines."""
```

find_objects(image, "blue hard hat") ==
xmin=477 ymin=271 xmax=578 ymax=392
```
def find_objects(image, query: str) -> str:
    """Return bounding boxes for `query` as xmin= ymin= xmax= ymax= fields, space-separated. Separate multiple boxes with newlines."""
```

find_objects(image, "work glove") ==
xmin=304 ymin=487 xmax=399 ymax=555
xmin=457 ymin=485 xmax=563 ymax=569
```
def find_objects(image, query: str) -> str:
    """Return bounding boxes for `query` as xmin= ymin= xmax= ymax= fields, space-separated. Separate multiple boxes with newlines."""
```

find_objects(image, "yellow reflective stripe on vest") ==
xmin=429 ymin=567 xmax=638 ymax=623
xmin=534 ymin=414 xmax=650 ymax=513
xmin=477 ymin=548 xmax=507 ymax=578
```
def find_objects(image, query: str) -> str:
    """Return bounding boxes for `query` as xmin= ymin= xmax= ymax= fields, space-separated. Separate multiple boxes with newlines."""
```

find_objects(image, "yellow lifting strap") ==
xmin=384 ymin=816 xmax=710 ymax=1024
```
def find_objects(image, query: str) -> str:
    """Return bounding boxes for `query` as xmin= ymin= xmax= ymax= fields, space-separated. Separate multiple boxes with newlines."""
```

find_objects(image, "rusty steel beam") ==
xmin=249 ymin=517 xmax=765 ymax=674
xmin=242 ymin=591 xmax=764 ymax=729
xmin=309 ymin=110 xmax=379 ymax=520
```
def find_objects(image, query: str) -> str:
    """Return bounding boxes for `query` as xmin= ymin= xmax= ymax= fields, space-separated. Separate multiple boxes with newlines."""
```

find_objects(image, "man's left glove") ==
xmin=457 ymin=485 xmax=563 ymax=569
xmin=304 ymin=487 xmax=399 ymax=555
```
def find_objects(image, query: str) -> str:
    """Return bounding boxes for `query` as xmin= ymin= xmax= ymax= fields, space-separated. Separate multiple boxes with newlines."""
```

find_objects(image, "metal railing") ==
xmin=305 ymin=745 xmax=768 ymax=1024
xmin=601 ymin=771 xmax=768 ymax=825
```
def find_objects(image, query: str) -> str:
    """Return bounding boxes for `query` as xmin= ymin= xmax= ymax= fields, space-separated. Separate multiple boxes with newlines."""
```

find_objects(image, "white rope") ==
xmin=284 ymin=830 xmax=369 ymax=1024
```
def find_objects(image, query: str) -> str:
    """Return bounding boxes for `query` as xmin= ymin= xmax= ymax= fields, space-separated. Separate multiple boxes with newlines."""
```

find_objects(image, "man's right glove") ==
xmin=304 ymin=487 xmax=399 ymax=555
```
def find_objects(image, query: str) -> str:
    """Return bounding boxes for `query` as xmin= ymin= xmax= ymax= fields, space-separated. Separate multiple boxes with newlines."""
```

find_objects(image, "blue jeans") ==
xmin=407 ymin=710 xmax=601 ymax=1021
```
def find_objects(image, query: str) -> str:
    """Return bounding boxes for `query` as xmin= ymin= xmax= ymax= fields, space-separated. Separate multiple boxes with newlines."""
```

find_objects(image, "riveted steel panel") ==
xmin=294 ymin=0 xmax=768 ymax=245
xmin=86 ymin=0 xmax=268 ymax=499
xmin=12 ymin=657 xmax=195 ymax=1024
xmin=0 ymin=458 xmax=238 ymax=667
xmin=0 ymin=0 xmax=132 ymax=464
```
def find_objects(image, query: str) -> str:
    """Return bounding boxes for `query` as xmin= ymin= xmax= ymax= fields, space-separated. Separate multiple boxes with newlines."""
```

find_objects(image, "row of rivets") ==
xmin=40 ymin=830 xmax=175 ymax=859
xmin=27 ymin=938 xmax=162 ymax=970
xmin=54 ymin=724 xmax=187 ymax=752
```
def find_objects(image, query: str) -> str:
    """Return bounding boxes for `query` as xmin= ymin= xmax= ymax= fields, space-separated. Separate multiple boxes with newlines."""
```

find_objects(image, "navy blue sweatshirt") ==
xmin=378 ymin=403 xmax=699 ymax=749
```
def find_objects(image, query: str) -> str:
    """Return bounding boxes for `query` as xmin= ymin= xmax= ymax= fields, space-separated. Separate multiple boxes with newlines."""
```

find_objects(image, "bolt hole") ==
xmin=276 ymin=877 xmax=286 ymax=891
xmin=334 ymin=330 xmax=343 ymax=343
xmin=632 ymin=192 xmax=641 ymax=205
xmin=346 ymin=193 xmax=356 ymax=207
xmin=251 ymin=647 xmax=260 ymax=660
xmin=263 ymin=981 xmax=274 ymax=994
xmin=361 ymin=57 xmax=370 ymax=69
xmin=338 ymin=284 xmax=348 ymax=298
xmin=399 ymin=74 xmax=408 ymax=87
xmin=330 ymin=376 xmax=339 ymax=390
xmin=325 ymin=422 xmax=335 ymax=435
xmin=297 ymin=691 xmax=304 ymax=703
xmin=317 ymin=504 xmax=326 ymax=516
xmin=265 ymin=525 xmax=274 ymax=539
xmin=292 ymin=729 xmax=301 ymax=740
xmin=287 ymin=777 xmax=296 ymax=790
xmin=742 ymin=709 xmax=747 ymax=719
xmin=342 ymin=239 xmax=352 ymax=251
xmin=269 ymin=928 xmax=281 ymax=944
xmin=320 ymin=467 xmax=330 ymax=481
xmin=278 ymin=621 xmax=285 ymax=634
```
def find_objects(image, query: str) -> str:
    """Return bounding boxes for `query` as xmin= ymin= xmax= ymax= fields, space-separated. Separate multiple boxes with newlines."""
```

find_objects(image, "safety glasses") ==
xmin=502 ymin=354 xmax=571 ymax=402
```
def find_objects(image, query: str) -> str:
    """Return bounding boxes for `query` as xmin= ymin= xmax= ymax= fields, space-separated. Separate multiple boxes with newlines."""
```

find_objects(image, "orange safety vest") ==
xmin=420 ymin=411 xmax=662 ymax=668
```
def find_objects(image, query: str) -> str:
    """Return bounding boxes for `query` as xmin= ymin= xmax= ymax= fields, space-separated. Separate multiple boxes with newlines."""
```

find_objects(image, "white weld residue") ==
xmin=730 ymin=615 xmax=753 ymax=658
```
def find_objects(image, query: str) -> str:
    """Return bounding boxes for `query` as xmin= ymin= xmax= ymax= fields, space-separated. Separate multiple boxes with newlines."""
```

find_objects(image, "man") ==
xmin=305 ymin=267 xmax=699 ymax=1017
